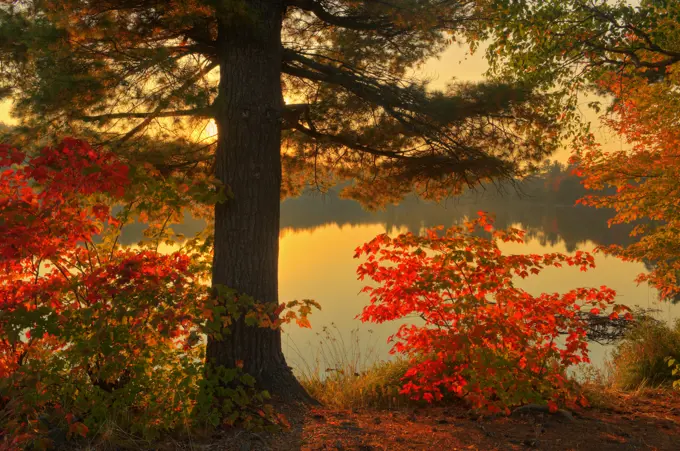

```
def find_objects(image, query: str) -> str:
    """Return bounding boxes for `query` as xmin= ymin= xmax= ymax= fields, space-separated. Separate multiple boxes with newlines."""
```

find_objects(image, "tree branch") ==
xmin=80 ymin=107 xmax=215 ymax=122
xmin=101 ymin=60 xmax=219 ymax=142
xmin=286 ymin=0 xmax=390 ymax=31
xmin=575 ymin=0 xmax=680 ymax=69
xmin=291 ymin=121 xmax=409 ymax=159
xmin=282 ymin=49 xmax=418 ymax=113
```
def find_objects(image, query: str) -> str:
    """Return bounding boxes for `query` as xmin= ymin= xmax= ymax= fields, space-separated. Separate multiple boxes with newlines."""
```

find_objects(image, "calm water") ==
xmin=275 ymin=189 xmax=680 ymax=375
xmin=121 ymin=188 xmax=680 ymax=374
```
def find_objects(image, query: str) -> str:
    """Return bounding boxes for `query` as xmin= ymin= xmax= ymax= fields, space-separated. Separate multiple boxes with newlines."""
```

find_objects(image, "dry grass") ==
xmin=288 ymin=324 xmax=414 ymax=409
xmin=575 ymin=318 xmax=680 ymax=411
xmin=610 ymin=318 xmax=680 ymax=389
xmin=301 ymin=358 xmax=412 ymax=409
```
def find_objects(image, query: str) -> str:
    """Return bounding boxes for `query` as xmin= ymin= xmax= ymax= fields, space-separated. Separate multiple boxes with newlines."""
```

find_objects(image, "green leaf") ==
xmin=82 ymin=164 xmax=101 ymax=175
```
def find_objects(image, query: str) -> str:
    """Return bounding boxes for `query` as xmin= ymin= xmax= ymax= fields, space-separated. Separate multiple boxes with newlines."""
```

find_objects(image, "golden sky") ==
xmin=0 ymin=99 xmax=12 ymax=125
xmin=421 ymin=42 xmax=488 ymax=86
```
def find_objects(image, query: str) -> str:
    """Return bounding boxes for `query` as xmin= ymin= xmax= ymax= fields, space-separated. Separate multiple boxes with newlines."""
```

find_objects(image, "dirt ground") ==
xmin=207 ymin=389 xmax=680 ymax=451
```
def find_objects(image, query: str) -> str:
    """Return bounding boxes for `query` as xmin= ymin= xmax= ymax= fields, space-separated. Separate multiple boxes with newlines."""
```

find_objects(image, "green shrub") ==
xmin=611 ymin=319 xmax=680 ymax=389
xmin=664 ymin=357 xmax=680 ymax=390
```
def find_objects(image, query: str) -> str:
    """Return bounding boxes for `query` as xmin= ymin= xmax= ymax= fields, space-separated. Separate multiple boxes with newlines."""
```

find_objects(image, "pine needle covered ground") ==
xmin=143 ymin=388 xmax=680 ymax=451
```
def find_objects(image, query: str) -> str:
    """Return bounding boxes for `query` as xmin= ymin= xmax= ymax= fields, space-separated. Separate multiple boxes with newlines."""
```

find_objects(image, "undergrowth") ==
xmin=611 ymin=318 xmax=680 ymax=389
xmin=290 ymin=325 xmax=413 ymax=409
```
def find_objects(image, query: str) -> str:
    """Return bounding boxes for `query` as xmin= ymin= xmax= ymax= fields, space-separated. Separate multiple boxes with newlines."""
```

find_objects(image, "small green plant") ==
xmin=665 ymin=357 xmax=680 ymax=390
xmin=611 ymin=319 xmax=680 ymax=389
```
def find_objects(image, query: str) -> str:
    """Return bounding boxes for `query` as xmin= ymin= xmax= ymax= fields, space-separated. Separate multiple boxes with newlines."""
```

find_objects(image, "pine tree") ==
xmin=0 ymin=0 xmax=561 ymax=401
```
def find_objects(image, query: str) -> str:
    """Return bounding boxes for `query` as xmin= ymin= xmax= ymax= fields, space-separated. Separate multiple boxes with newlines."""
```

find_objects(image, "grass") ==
xmin=291 ymin=316 xmax=680 ymax=412
xmin=576 ymin=363 xmax=633 ymax=410
xmin=289 ymin=324 xmax=414 ymax=409
xmin=301 ymin=358 xmax=412 ymax=409
xmin=610 ymin=318 xmax=680 ymax=390
xmin=574 ymin=316 xmax=680 ymax=410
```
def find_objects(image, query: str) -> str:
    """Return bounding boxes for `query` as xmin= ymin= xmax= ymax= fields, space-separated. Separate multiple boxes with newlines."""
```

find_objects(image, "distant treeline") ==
xmin=279 ymin=160 xmax=627 ymax=252
xmin=86 ymin=157 xmax=631 ymax=253
xmin=280 ymin=189 xmax=627 ymax=254
xmin=504 ymin=159 xmax=591 ymax=206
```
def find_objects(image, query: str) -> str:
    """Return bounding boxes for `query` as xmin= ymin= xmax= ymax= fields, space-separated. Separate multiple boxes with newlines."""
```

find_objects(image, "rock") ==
xmin=476 ymin=423 xmax=496 ymax=438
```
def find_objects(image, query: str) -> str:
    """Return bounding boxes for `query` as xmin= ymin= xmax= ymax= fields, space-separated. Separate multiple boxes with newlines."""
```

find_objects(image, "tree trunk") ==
xmin=207 ymin=0 xmax=313 ymax=403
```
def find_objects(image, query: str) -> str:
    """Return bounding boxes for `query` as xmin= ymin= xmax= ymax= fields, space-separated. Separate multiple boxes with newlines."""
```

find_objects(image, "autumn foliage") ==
xmin=0 ymin=139 xmax=313 ymax=449
xmin=0 ymin=139 xmax=210 ymax=448
xmin=356 ymin=214 xmax=626 ymax=413
xmin=572 ymin=70 xmax=680 ymax=301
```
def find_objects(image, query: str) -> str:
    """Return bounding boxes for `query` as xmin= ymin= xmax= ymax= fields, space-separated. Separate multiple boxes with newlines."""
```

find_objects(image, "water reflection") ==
xmin=118 ymin=189 xmax=680 ymax=371
xmin=279 ymin=189 xmax=678 ymax=372
xmin=279 ymin=188 xmax=635 ymax=252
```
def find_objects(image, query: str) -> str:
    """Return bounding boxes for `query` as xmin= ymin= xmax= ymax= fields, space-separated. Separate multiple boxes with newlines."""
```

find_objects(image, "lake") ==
xmin=275 ymin=188 xmax=680 ymax=376
xmin=120 ymin=187 xmax=680 ymax=376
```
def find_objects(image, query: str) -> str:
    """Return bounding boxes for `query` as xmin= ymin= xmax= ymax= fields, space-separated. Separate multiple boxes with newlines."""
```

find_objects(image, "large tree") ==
xmin=0 ymin=0 xmax=560 ymax=400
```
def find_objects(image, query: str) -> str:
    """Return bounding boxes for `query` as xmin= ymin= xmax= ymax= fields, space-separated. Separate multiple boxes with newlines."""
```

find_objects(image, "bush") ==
xmin=611 ymin=319 xmax=680 ymax=389
xmin=0 ymin=139 xmax=303 ymax=449
xmin=355 ymin=214 xmax=626 ymax=414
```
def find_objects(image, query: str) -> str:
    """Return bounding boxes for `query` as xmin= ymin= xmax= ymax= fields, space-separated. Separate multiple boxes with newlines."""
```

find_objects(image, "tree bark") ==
xmin=207 ymin=0 xmax=313 ymax=403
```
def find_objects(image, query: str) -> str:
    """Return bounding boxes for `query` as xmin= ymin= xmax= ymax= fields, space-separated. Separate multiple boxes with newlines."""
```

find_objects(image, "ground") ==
xmin=206 ymin=389 xmax=680 ymax=450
